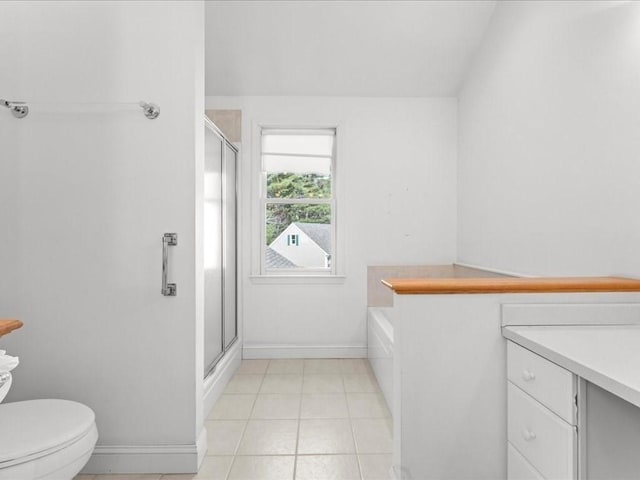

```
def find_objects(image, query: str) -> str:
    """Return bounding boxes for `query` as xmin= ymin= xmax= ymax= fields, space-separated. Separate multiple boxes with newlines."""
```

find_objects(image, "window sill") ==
xmin=250 ymin=275 xmax=346 ymax=285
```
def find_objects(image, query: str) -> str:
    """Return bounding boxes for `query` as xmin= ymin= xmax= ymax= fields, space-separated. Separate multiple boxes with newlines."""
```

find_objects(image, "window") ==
xmin=260 ymin=127 xmax=336 ymax=275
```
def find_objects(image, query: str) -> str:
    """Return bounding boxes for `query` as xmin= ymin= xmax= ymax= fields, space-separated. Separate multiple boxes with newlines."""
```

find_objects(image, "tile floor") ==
xmin=74 ymin=358 xmax=392 ymax=480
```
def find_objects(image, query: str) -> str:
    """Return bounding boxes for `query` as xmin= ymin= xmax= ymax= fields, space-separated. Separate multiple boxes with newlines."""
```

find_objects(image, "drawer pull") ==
xmin=522 ymin=370 xmax=536 ymax=382
xmin=522 ymin=428 xmax=537 ymax=441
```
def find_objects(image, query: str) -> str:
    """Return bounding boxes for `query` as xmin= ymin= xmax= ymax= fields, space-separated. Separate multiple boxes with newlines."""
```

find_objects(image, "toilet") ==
xmin=0 ymin=373 xmax=98 ymax=480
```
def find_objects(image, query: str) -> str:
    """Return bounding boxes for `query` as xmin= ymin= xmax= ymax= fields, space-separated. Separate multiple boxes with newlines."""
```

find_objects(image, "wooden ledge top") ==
xmin=0 ymin=319 xmax=23 ymax=338
xmin=381 ymin=277 xmax=640 ymax=295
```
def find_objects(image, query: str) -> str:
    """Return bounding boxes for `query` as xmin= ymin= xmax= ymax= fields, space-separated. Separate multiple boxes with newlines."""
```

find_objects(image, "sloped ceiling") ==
xmin=205 ymin=0 xmax=496 ymax=97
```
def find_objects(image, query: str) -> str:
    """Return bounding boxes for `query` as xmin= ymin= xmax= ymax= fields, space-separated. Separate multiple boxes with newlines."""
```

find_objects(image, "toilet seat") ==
xmin=0 ymin=399 xmax=98 ymax=479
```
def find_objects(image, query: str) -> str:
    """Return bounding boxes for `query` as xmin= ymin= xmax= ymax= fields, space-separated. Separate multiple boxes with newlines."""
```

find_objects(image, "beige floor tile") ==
xmin=236 ymin=419 xmax=298 ymax=455
xmin=298 ymin=418 xmax=355 ymax=454
xmin=341 ymin=358 xmax=372 ymax=374
xmin=236 ymin=359 xmax=270 ymax=374
xmin=207 ymin=394 xmax=256 ymax=420
xmin=295 ymin=455 xmax=361 ymax=480
xmin=159 ymin=455 xmax=233 ymax=480
xmin=300 ymin=393 xmax=349 ymax=418
xmin=73 ymin=476 xmax=96 ymax=480
xmin=205 ymin=420 xmax=246 ymax=455
xmin=267 ymin=358 xmax=304 ymax=374
xmin=224 ymin=374 xmax=263 ymax=394
xmin=358 ymin=454 xmax=393 ymax=480
xmin=259 ymin=374 xmax=303 ymax=394
xmin=304 ymin=359 xmax=342 ymax=374
xmin=92 ymin=476 xmax=161 ymax=480
xmin=303 ymin=374 xmax=344 ymax=393
xmin=346 ymin=393 xmax=390 ymax=418
xmin=227 ymin=455 xmax=295 ymax=480
xmin=343 ymin=374 xmax=381 ymax=393
xmin=351 ymin=419 xmax=392 ymax=454
xmin=196 ymin=455 xmax=234 ymax=480
xmin=251 ymin=394 xmax=301 ymax=419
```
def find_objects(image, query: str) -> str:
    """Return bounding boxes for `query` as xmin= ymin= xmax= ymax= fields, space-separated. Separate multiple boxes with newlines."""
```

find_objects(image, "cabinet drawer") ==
xmin=508 ymin=341 xmax=576 ymax=424
xmin=508 ymin=442 xmax=544 ymax=480
xmin=508 ymin=383 xmax=576 ymax=480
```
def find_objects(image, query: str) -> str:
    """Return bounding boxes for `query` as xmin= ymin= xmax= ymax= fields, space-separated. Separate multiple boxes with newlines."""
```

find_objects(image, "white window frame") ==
xmin=250 ymin=122 xmax=345 ymax=283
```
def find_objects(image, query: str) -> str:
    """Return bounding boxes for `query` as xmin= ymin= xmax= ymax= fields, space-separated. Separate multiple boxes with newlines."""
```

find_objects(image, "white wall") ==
xmin=206 ymin=96 xmax=457 ymax=357
xmin=0 ymin=1 xmax=205 ymax=473
xmin=458 ymin=1 xmax=640 ymax=277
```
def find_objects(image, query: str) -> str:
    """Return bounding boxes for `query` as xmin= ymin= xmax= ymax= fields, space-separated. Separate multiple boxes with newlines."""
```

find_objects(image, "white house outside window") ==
xmin=261 ymin=127 xmax=336 ymax=275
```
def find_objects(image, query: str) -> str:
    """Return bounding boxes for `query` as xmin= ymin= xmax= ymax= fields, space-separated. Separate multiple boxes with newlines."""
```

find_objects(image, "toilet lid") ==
xmin=0 ymin=399 xmax=96 ymax=464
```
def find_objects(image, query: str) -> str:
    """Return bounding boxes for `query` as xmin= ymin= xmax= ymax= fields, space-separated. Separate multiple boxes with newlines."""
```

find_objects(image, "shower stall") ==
xmin=204 ymin=117 xmax=238 ymax=378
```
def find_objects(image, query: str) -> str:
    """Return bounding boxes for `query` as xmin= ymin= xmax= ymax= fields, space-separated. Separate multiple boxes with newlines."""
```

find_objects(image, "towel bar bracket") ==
xmin=1 ymin=99 xmax=28 ymax=119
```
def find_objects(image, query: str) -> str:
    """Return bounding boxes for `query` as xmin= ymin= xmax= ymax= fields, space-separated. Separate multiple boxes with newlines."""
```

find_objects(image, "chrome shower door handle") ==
xmin=162 ymin=233 xmax=178 ymax=296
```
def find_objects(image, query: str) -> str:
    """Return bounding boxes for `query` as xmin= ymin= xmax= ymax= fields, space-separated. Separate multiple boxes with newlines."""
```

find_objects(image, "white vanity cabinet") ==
xmin=507 ymin=341 xmax=578 ymax=480
xmin=382 ymin=275 xmax=640 ymax=480
xmin=503 ymin=306 xmax=640 ymax=480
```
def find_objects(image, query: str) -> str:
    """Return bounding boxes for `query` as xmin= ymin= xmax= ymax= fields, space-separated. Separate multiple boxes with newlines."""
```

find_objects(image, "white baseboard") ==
xmin=203 ymin=340 xmax=242 ymax=419
xmin=83 ymin=344 xmax=241 ymax=475
xmin=83 ymin=443 xmax=201 ymax=474
xmin=243 ymin=344 xmax=367 ymax=359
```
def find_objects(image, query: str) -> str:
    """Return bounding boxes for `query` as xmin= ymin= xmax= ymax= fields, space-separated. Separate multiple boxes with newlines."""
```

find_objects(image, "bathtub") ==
xmin=367 ymin=307 xmax=394 ymax=415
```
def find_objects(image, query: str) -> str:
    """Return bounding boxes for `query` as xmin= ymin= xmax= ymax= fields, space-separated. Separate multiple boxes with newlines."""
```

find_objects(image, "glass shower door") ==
xmin=204 ymin=125 xmax=224 ymax=372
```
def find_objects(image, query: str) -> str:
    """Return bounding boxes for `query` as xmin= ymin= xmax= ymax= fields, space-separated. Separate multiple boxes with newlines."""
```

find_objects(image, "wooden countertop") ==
xmin=0 ymin=319 xmax=23 ymax=338
xmin=381 ymin=276 xmax=640 ymax=295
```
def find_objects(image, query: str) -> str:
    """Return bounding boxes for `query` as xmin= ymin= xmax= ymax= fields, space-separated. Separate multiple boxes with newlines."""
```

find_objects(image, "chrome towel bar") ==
xmin=0 ymin=99 xmax=160 ymax=119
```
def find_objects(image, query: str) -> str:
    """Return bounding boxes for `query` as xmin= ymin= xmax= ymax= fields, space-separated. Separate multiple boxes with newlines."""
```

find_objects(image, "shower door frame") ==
xmin=204 ymin=117 xmax=239 ymax=379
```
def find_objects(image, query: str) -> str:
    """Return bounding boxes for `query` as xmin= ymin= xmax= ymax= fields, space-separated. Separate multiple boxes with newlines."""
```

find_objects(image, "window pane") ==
xmin=262 ymin=134 xmax=334 ymax=156
xmin=263 ymin=154 xmax=331 ymax=176
xmin=265 ymin=203 xmax=332 ymax=270
xmin=267 ymin=173 xmax=331 ymax=199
